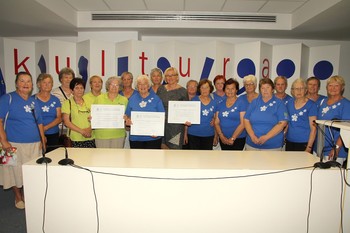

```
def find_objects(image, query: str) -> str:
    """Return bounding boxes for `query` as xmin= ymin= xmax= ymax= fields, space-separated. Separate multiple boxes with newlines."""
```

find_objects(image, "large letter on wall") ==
xmin=116 ymin=40 xmax=155 ymax=77
xmin=36 ymin=39 xmax=76 ymax=90
xmin=3 ymin=38 xmax=35 ymax=92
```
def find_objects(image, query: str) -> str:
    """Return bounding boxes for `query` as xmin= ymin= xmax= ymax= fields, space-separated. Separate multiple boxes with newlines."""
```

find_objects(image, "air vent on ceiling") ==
xmin=92 ymin=14 xmax=276 ymax=23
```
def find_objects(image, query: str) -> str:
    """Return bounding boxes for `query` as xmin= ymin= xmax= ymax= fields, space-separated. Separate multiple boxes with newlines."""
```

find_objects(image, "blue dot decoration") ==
xmin=157 ymin=57 xmax=171 ymax=73
xmin=276 ymin=59 xmax=295 ymax=78
xmin=313 ymin=60 xmax=333 ymax=80
xmin=237 ymin=58 xmax=256 ymax=78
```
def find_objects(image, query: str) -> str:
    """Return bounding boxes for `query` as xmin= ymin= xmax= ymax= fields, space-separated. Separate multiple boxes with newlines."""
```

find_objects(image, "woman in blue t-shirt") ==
xmin=125 ymin=75 xmax=165 ymax=149
xmin=215 ymin=78 xmax=247 ymax=150
xmin=317 ymin=75 xmax=350 ymax=163
xmin=185 ymin=79 xmax=217 ymax=150
xmin=244 ymin=78 xmax=289 ymax=150
xmin=0 ymin=72 xmax=45 ymax=209
xmin=35 ymin=73 xmax=62 ymax=152
xmin=285 ymin=78 xmax=317 ymax=152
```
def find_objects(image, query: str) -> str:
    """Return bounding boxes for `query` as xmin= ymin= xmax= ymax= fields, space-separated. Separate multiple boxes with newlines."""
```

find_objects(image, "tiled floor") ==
xmin=0 ymin=186 xmax=27 ymax=233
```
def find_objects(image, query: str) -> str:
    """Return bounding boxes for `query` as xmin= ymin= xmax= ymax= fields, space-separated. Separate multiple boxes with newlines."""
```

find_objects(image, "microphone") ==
xmin=58 ymin=147 xmax=74 ymax=165
xmin=30 ymin=103 xmax=52 ymax=164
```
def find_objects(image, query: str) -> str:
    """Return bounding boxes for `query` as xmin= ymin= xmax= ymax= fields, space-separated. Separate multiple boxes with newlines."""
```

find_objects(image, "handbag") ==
xmin=59 ymin=99 xmax=72 ymax=147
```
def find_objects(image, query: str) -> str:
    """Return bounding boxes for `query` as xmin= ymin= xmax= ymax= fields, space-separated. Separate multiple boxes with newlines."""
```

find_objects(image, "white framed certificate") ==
xmin=168 ymin=101 xmax=201 ymax=124
xmin=130 ymin=111 xmax=165 ymax=136
xmin=91 ymin=104 xmax=125 ymax=129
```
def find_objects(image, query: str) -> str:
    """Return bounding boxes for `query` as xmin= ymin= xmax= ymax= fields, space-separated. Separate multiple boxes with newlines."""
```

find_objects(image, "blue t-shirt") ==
xmin=217 ymin=97 xmax=247 ymax=139
xmin=125 ymin=91 xmax=165 ymax=141
xmin=317 ymin=97 xmax=350 ymax=158
xmin=244 ymin=95 xmax=289 ymax=149
xmin=35 ymin=94 xmax=61 ymax=135
xmin=278 ymin=94 xmax=293 ymax=105
xmin=0 ymin=92 xmax=43 ymax=143
xmin=212 ymin=92 xmax=226 ymax=104
xmin=188 ymin=95 xmax=217 ymax=137
xmin=286 ymin=99 xmax=317 ymax=143
xmin=313 ymin=95 xmax=327 ymax=108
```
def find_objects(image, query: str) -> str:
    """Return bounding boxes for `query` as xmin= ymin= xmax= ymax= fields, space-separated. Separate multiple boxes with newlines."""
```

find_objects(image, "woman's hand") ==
xmin=1 ymin=140 xmax=12 ymax=150
xmin=80 ymin=128 xmax=92 ymax=138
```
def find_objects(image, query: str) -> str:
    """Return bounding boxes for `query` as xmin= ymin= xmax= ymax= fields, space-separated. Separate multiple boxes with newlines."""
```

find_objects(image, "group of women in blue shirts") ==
xmin=1 ymin=68 xmax=350 ymax=210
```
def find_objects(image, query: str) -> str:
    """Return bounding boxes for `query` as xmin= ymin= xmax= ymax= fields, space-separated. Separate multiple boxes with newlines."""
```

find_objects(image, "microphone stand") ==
xmin=313 ymin=120 xmax=340 ymax=168
xmin=31 ymin=105 xmax=52 ymax=164
xmin=58 ymin=147 xmax=74 ymax=165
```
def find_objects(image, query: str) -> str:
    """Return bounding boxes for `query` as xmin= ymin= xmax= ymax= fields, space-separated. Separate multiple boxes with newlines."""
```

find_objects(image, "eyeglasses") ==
xmin=109 ymin=83 xmax=119 ymax=87
xmin=165 ymin=74 xmax=178 ymax=78
xmin=292 ymin=87 xmax=305 ymax=91
xmin=244 ymin=83 xmax=255 ymax=86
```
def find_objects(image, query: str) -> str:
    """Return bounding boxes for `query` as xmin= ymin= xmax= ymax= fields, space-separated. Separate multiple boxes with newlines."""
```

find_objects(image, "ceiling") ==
xmin=0 ymin=0 xmax=349 ymax=41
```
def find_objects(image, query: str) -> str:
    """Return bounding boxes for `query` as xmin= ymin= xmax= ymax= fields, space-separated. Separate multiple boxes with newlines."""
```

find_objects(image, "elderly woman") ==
xmin=93 ymin=76 xmax=128 ymax=148
xmin=0 ymin=71 xmax=45 ymax=209
xmin=239 ymin=74 xmax=259 ymax=104
xmin=62 ymin=78 xmax=95 ymax=148
xmin=185 ymin=79 xmax=217 ymax=150
xmin=157 ymin=67 xmax=189 ymax=149
xmin=83 ymin=75 xmax=103 ymax=104
xmin=150 ymin=68 xmax=164 ymax=94
xmin=125 ymin=75 xmax=165 ymax=149
xmin=215 ymin=78 xmax=247 ymax=150
xmin=120 ymin=71 xmax=138 ymax=99
xmin=244 ymin=78 xmax=289 ymax=150
xmin=285 ymin=78 xmax=317 ymax=153
xmin=306 ymin=76 xmax=326 ymax=108
xmin=51 ymin=67 xmax=75 ymax=104
xmin=35 ymin=73 xmax=62 ymax=152
xmin=317 ymin=75 xmax=350 ymax=163
xmin=212 ymin=75 xmax=226 ymax=103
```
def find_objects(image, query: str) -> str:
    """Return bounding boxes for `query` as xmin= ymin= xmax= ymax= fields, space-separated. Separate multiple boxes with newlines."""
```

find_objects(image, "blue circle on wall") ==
xmin=313 ymin=60 xmax=333 ymax=80
xmin=276 ymin=59 xmax=295 ymax=78
xmin=157 ymin=57 xmax=171 ymax=73
xmin=237 ymin=58 xmax=256 ymax=78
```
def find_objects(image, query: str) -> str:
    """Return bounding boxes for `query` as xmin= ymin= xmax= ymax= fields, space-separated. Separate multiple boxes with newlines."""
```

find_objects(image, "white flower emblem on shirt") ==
xmin=299 ymin=111 xmax=304 ymax=116
xmin=139 ymin=100 xmax=147 ymax=108
xmin=42 ymin=106 xmax=50 ymax=112
xmin=209 ymin=106 xmax=214 ymax=112
xmin=148 ymin=97 xmax=154 ymax=103
xmin=269 ymin=103 xmax=273 ymax=106
xmin=24 ymin=105 xmax=32 ymax=113
xmin=260 ymin=106 xmax=267 ymax=111
xmin=292 ymin=114 xmax=298 ymax=121
xmin=322 ymin=106 xmax=330 ymax=116
xmin=202 ymin=109 xmax=209 ymax=116
xmin=230 ymin=107 xmax=237 ymax=112
xmin=222 ymin=111 xmax=229 ymax=117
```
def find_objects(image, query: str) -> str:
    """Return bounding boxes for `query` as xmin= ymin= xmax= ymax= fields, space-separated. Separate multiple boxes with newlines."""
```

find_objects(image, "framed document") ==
xmin=130 ymin=111 xmax=165 ymax=136
xmin=168 ymin=101 xmax=201 ymax=124
xmin=91 ymin=104 xmax=125 ymax=129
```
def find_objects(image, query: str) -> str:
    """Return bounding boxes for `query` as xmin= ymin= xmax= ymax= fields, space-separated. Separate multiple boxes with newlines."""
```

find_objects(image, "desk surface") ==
xmin=26 ymin=148 xmax=319 ymax=170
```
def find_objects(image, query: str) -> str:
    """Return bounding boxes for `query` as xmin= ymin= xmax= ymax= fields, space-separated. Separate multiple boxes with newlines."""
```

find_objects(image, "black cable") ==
xmin=343 ymin=167 xmax=350 ymax=187
xmin=71 ymin=163 xmax=314 ymax=181
xmin=70 ymin=164 xmax=100 ymax=233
